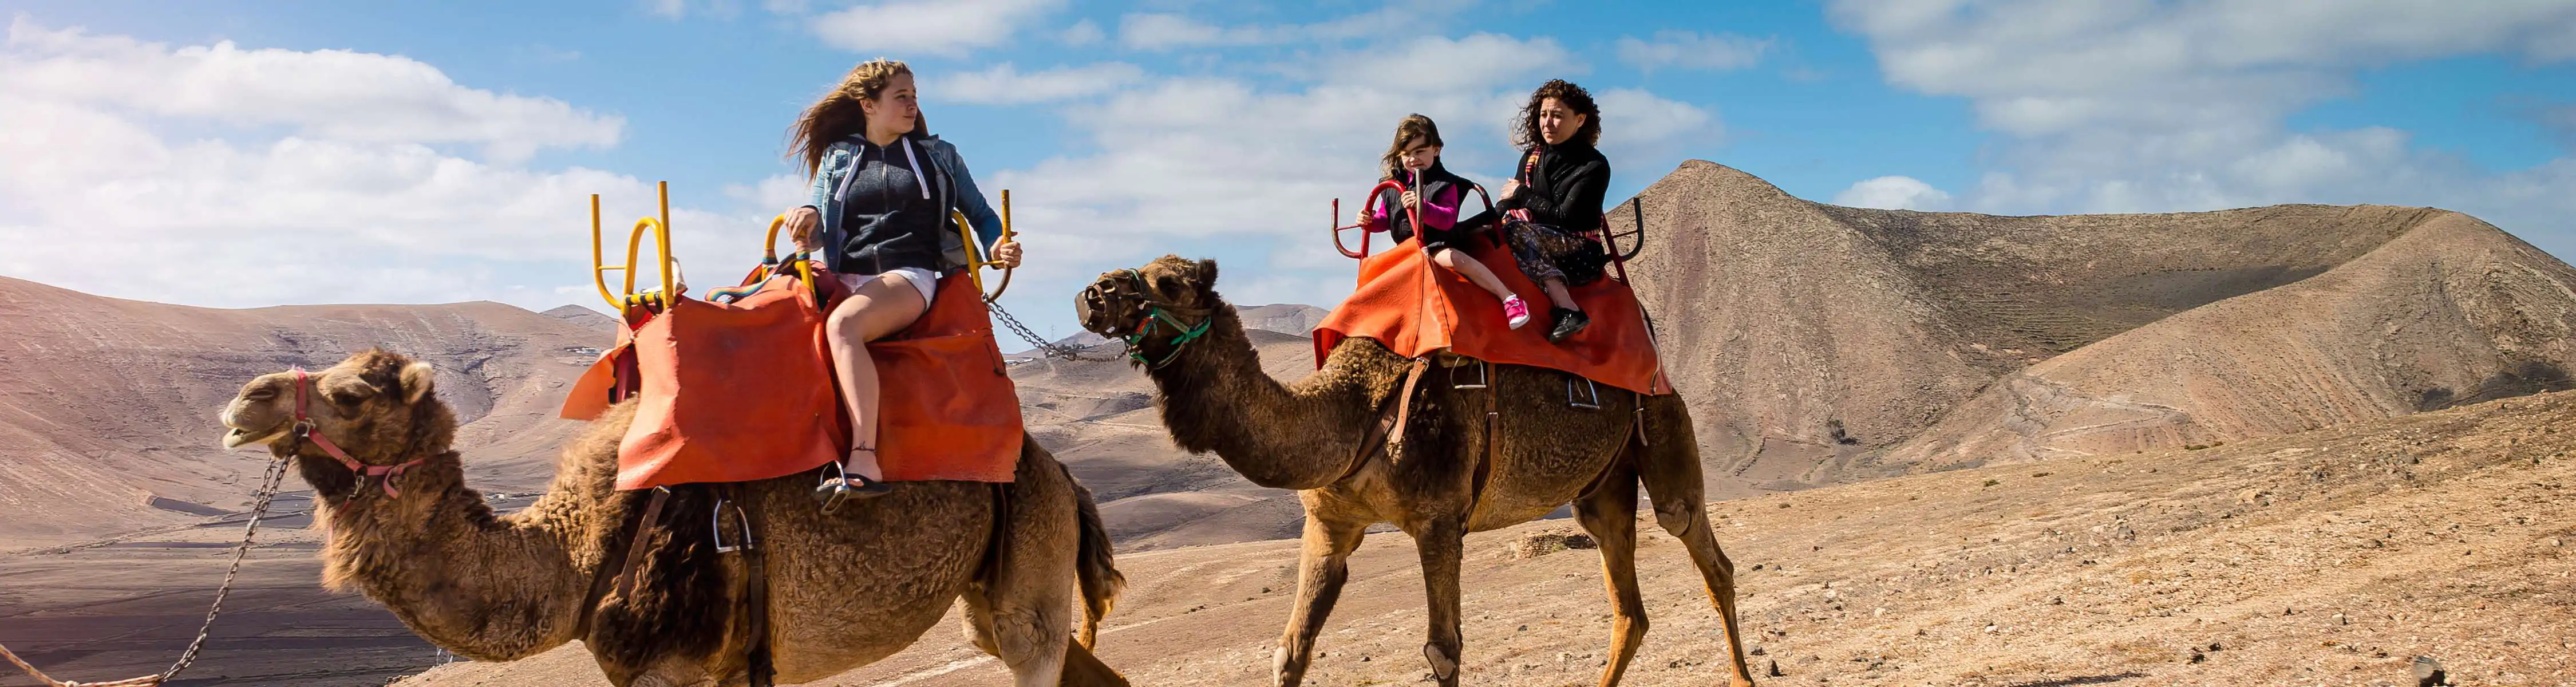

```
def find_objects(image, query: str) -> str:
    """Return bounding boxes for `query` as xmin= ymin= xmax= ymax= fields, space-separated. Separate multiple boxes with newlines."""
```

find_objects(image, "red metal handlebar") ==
xmin=1330 ymin=180 xmax=1415 ymax=260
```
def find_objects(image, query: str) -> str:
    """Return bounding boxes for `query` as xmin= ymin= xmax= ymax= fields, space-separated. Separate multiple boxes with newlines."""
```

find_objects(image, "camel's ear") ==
xmin=1191 ymin=259 xmax=1218 ymax=289
xmin=398 ymin=361 xmax=436 ymax=405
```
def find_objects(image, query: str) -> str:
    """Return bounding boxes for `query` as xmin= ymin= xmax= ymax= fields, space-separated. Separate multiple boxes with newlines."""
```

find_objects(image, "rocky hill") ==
xmin=1621 ymin=161 xmax=2576 ymax=495
xmin=0 ymin=276 xmax=603 ymax=547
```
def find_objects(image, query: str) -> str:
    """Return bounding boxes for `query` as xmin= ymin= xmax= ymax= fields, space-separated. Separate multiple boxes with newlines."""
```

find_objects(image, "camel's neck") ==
xmin=307 ymin=448 xmax=617 ymax=662
xmin=1144 ymin=304 xmax=1413 ymax=489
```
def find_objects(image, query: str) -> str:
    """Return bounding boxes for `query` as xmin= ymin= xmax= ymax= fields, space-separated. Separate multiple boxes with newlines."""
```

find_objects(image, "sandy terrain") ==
xmin=393 ymin=390 xmax=2576 ymax=687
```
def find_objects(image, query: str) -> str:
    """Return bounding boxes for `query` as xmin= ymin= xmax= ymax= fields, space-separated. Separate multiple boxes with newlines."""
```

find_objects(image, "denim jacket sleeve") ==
xmin=803 ymin=143 xmax=854 ymax=269
xmin=930 ymin=139 xmax=1005 ymax=252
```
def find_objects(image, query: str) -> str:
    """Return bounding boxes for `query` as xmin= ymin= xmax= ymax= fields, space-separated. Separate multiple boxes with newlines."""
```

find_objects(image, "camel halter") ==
xmin=291 ymin=368 xmax=425 ymax=500
xmin=1097 ymin=269 xmax=1214 ymax=369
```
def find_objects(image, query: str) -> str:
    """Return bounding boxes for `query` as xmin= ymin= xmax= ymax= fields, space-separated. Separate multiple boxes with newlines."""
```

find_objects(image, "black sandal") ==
xmin=812 ymin=456 xmax=894 ymax=512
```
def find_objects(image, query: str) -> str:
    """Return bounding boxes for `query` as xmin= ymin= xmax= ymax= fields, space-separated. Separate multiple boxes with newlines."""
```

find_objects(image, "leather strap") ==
xmin=611 ymin=488 xmax=670 ymax=604
xmin=1385 ymin=358 xmax=1431 ymax=453
xmin=1467 ymin=361 xmax=1500 ymax=518
xmin=725 ymin=483 xmax=776 ymax=687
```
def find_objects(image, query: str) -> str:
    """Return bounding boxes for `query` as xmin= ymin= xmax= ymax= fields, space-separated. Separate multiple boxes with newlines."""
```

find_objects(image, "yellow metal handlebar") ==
xmin=955 ymin=189 xmax=1018 ymax=301
xmin=761 ymin=213 xmax=814 ymax=291
xmin=589 ymin=181 xmax=678 ymax=310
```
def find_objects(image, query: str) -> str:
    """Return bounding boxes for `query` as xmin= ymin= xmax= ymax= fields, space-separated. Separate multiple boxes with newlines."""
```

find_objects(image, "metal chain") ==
xmin=160 ymin=455 xmax=293 ymax=680
xmin=1 ymin=456 xmax=290 ymax=687
xmin=987 ymin=297 xmax=1111 ymax=361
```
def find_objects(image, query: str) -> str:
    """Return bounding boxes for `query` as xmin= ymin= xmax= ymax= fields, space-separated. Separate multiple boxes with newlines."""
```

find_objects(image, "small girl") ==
xmin=1363 ymin=114 xmax=1532 ymax=329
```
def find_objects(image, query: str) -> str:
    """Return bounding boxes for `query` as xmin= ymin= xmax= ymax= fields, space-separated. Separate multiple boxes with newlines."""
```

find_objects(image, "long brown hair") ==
xmin=788 ymin=58 xmax=927 ymax=177
xmin=1513 ymin=79 xmax=1600 ymax=149
xmin=1378 ymin=114 xmax=1443 ymax=182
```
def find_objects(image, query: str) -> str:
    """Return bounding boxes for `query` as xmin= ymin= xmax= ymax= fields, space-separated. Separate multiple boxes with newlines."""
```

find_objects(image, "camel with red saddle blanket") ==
xmin=216 ymin=349 xmax=1127 ymax=687
xmin=1076 ymin=255 xmax=1757 ymax=687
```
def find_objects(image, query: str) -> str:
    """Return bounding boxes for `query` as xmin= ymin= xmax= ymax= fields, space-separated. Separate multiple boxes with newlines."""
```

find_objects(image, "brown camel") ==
xmin=1075 ymin=256 xmax=1757 ymax=687
xmin=216 ymin=349 xmax=1129 ymax=687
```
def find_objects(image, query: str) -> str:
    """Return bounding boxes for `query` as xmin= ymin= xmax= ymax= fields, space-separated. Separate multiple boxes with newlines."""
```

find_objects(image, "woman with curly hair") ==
xmin=1459 ymin=78 xmax=1611 ymax=343
xmin=778 ymin=58 xmax=1020 ymax=502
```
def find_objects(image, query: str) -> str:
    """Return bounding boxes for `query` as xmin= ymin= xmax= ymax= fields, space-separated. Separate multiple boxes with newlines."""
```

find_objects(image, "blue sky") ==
xmin=3 ymin=0 xmax=2573 ymax=344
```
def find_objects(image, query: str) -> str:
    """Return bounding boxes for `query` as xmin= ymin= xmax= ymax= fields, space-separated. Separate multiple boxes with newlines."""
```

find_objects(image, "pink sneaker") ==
xmin=1502 ymin=295 xmax=1532 ymax=329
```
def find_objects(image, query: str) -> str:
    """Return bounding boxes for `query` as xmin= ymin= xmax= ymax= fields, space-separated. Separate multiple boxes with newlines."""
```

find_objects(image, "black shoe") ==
xmin=1546 ymin=308 xmax=1590 ymax=343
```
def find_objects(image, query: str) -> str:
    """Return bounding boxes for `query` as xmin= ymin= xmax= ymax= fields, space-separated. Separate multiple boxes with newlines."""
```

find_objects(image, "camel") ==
xmin=215 ymin=349 xmax=1129 ymax=687
xmin=1074 ymin=256 xmax=1757 ymax=687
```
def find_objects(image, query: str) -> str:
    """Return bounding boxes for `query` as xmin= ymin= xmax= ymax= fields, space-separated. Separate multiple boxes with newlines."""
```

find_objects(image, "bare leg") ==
xmin=1275 ymin=511 xmax=1369 ymax=687
xmin=1632 ymin=396 xmax=1757 ymax=686
xmin=1431 ymin=247 xmax=1516 ymax=302
xmin=1574 ymin=461 xmax=1647 ymax=687
xmin=823 ymin=273 xmax=929 ymax=483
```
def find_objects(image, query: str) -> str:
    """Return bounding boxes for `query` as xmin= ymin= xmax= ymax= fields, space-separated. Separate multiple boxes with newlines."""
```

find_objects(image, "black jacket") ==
xmin=1376 ymin=161 xmax=1474 ymax=246
xmin=1460 ymin=141 xmax=1610 ymax=232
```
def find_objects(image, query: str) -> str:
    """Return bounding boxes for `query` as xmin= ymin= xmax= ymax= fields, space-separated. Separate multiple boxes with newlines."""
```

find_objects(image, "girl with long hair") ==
xmin=780 ymin=58 xmax=1018 ymax=502
xmin=1459 ymin=79 xmax=1610 ymax=343
xmin=1364 ymin=114 xmax=1531 ymax=329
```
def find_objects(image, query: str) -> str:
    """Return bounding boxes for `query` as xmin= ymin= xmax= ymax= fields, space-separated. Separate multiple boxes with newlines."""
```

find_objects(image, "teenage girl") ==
xmin=1364 ymin=114 xmax=1531 ymax=329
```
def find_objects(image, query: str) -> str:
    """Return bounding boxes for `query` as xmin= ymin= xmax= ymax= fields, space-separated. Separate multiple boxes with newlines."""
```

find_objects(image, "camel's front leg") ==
xmin=1632 ymin=397 xmax=1758 ymax=687
xmin=1412 ymin=519 xmax=1466 ymax=687
xmin=1274 ymin=511 xmax=1369 ymax=687
xmin=1574 ymin=461 xmax=1649 ymax=686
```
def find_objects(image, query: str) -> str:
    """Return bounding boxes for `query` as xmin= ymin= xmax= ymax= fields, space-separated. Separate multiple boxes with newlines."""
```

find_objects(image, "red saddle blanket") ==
xmin=1314 ymin=237 xmax=1671 ymax=395
xmin=560 ymin=270 xmax=1024 ymax=490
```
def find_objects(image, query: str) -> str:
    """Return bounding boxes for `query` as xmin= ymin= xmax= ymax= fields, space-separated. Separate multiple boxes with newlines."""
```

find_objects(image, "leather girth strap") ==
xmin=611 ymin=488 xmax=671 ymax=604
xmin=1344 ymin=358 xmax=1431 ymax=481
xmin=1467 ymin=361 xmax=1500 ymax=518
xmin=720 ymin=483 xmax=776 ymax=687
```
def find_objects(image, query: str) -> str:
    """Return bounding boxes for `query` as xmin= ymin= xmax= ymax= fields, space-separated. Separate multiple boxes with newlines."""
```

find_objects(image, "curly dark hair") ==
xmin=1513 ymin=79 xmax=1601 ymax=148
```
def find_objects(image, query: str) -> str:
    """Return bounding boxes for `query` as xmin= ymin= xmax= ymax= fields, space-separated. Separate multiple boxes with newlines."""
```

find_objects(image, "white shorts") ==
xmin=837 ymin=267 xmax=938 ymax=307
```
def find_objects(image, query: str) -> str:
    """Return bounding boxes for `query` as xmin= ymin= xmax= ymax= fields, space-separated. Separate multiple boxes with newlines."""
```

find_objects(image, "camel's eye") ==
xmin=242 ymin=386 xmax=276 ymax=401
xmin=1153 ymin=275 xmax=1182 ymax=297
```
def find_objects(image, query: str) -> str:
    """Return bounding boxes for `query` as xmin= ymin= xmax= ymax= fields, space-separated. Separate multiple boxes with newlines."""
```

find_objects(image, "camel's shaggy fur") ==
xmin=220 ymin=349 xmax=1128 ymax=687
xmin=1080 ymin=256 xmax=1759 ymax=687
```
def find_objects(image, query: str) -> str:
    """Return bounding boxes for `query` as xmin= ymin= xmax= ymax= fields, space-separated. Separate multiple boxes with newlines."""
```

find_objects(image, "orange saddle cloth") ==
xmin=561 ymin=270 xmax=1024 ymax=491
xmin=1314 ymin=237 xmax=1671 ymax=395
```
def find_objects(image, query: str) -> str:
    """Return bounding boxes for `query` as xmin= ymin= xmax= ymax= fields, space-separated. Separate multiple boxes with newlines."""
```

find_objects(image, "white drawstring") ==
xmin=899 ymin=138 xmax=930 ymax=200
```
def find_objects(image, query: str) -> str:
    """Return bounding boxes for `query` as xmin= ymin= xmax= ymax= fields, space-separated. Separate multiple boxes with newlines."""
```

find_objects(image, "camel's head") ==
xmin=1075 ymin=255 xmax=1223 ymax=363
xmin=219 ymin=349 xmax=455 ymax=465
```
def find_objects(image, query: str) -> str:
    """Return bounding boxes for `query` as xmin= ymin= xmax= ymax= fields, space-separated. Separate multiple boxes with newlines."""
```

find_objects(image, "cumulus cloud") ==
xmin=0 ymin=19 xmax=757 ymax=312
xmin=809 ymin=0 xmax=1065 ymax=57
xmin=937 ymin=62 xmax=1145 ymax=105
xmin=2 ymin=18 xmax=622 ymax=162
xmin=1826 ymin=0 xmax=2576 ymax=255
xmin=1833 ymin=175 xmax=1952 ymax=210
xmin=1613 ymin=30 xmax=1771 ymax=73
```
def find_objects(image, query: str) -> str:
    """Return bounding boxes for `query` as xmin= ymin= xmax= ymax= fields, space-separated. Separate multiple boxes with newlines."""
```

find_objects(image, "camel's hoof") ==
xmin=1271 ymin=645 xmax=1295 ymax=687
xmin=1422 ymin=643 xmax=1457 ymax=682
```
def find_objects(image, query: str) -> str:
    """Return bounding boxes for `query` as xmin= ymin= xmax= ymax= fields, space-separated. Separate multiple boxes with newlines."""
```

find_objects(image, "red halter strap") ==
xmin=291 ymin=368 xmax=425 ymax=499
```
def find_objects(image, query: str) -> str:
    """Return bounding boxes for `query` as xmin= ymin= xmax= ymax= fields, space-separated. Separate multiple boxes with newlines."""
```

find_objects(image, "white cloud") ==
xmin=1833 ymin=175 xmax=1952 ymax=211
xmin=809 ymin=0 xmax=1065 ymax=57
xmin=1614 ymin=30 xmax=1771 ymax=73
xmin=644 ymin=0 xmax=742 ymax=19
xmin=1061 ymin=19 xmax=1105 ymax=46
xmin=1116 ymin=1 xmax=1470 ymax=52
xmin=1322 ymin=34 xmax=1576 ymax=93
xmin=1826 ymin=0 xmax=2576 ymax=256
xmin=0 ymin=20 xmax=760 ymax=313
xmin=938 ymin=62 xmax=1145 ymax=105
xmin=2 ymin=18 xmax=622 ymax=163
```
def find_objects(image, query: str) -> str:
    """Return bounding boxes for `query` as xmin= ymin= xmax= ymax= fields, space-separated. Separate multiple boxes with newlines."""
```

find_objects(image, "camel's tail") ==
xmin=1065 ymin=462 xmax=1125 ymax=649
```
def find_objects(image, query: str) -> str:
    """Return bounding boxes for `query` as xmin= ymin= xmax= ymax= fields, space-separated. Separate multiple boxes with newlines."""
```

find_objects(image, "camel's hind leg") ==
xmin=1631 ymin=395 xmax=1759 ymax=687
xmin=1274 ymin=505 xmax=1369 ymax=687
xmin=959 ymin=457 xmax=1128 ymax=687
xmin=1411 ymin=518 xmax=1467 ymax=687
xmin=1573 ymin=460 xmax=1648 ymax=687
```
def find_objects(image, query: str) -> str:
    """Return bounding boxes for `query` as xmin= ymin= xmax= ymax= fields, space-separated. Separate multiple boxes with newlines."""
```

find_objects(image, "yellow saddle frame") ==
xmin=588 ymin=183 xmax=1018 ymax=310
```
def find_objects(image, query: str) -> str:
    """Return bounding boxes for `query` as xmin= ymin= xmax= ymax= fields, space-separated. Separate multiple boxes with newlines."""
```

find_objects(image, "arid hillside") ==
xmin=0 ymin=277 xmax=602 ymax=547
xmin=1622 ymin=161 xmax=2576 ymax=494
xmin=393 ymin=388 xmax=2576 ymax=687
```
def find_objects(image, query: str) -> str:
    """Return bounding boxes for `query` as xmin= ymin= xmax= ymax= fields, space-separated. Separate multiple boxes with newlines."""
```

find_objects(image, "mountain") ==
xmin=0 ymin=276 xmax=605 ymax=547
xmin=1621 ymin=160 xmax=2576 ymax=495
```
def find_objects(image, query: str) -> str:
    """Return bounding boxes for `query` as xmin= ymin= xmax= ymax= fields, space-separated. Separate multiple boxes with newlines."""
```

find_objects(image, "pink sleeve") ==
xmin=1360 ymin=195 xmax=1388 ymax=232
xmin=1420 ymin=186 xmax=1460 ymax=230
